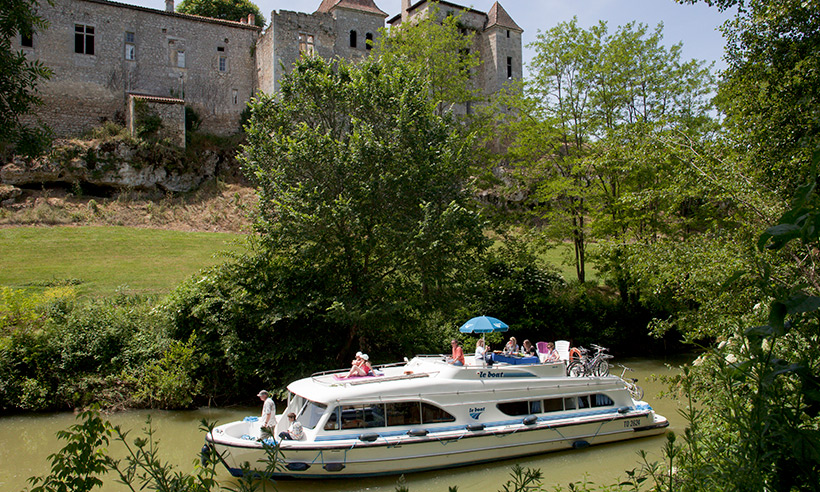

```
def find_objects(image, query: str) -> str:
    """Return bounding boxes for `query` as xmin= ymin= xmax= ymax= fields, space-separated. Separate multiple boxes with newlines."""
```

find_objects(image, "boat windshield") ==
xmin=288 ymin=393 xmax=327 ymax=429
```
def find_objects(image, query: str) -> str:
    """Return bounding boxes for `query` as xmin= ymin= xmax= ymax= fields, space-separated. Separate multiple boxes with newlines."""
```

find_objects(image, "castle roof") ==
xmin=316 ymin=0 xmax=388 ymax=17
xmin=486 ymin=2 xmax=522 ymax=32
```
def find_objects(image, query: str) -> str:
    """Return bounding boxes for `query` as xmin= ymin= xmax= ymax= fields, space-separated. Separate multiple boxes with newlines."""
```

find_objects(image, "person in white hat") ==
xmin=257 ymin=390 xmax=276 ymax=438
xmin=345 ymin=352 xmax=373 ymax=378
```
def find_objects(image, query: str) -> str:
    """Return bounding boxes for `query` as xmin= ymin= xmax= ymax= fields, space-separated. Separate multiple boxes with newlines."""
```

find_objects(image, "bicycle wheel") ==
xmin=631 ymin=384 xmax=644 ymax=400
xmin=567 ymin=361 xmax=585 ymax=377
xmin=593 ymin=359 xmax=609 ymax=376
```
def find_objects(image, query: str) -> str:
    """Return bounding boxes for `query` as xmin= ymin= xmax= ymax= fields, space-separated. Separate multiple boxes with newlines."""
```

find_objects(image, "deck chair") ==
xmin=555 ymin=340 xmax=570 ymax=362
xmin=533 ymin=342 xmax=546 ymax=362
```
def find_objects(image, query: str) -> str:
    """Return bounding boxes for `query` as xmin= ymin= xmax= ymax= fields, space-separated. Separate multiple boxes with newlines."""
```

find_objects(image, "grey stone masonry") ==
xmin=13 ymin=0 xmax=521 ymax=140
xmin=22 ymin=0 xmax=259 ymax=137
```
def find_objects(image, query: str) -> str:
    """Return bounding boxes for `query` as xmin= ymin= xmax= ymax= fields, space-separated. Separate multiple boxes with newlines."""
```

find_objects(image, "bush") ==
xmin=131 ymin=334 xmax=202 ymax=409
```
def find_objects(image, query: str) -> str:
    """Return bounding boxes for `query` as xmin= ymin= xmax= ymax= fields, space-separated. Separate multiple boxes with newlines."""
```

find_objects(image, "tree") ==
xmin=241 ymin=56 xmax=487 ymax=362
xmin=176 ymin=0 xmax=265 ymax=28
xmin=373 ymin=2 xmax=481 ymax=116
xmin=0 ymin=0 xmax=52 ymax=157
xmin=679 ymin=0 xmax=820 ymax=198
xmin=502 ymin=19 xmax=716 ymax=282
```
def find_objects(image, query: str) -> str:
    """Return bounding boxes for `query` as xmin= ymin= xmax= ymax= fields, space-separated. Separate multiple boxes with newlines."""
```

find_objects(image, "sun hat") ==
xmin=257 ymin=390 xmax=268 ymax=397
xmin=356 ymin=351 xmax=363 ymax=358
xmin=361 ymin=354 xmax=369 ymax=361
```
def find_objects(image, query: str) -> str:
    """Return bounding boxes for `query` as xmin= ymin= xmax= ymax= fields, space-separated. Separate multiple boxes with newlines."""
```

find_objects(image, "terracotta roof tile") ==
xmin=486 ymin=2 xmax=522 ymax=32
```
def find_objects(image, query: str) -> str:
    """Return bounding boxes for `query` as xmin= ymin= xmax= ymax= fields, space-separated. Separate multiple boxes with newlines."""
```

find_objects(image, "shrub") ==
xmin=131 ymin=334 xmax=202 ymax=409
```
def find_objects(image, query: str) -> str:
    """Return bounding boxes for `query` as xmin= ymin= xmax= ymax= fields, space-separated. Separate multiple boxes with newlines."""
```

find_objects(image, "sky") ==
xmin=133 ymin=0 xmax=734 ymax=72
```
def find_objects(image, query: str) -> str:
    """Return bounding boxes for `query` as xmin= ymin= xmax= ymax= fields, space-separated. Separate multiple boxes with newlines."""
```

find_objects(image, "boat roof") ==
xmin=287 ymin=355 xmax=624 ymax=406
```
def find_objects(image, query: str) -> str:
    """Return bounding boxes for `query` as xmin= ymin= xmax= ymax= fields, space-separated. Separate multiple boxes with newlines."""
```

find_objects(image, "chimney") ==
xmin=248 ymin=13 xmax=255 ymax=25
xmin=401 ymin=0 xmax=410 ymax=22
xmin=165 ymin=0 xmax=174 ymax=12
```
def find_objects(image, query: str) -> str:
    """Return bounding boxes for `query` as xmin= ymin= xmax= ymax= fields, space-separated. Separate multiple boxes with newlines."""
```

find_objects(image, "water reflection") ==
xmin=1 ymin=358 xmax=686 ymax=492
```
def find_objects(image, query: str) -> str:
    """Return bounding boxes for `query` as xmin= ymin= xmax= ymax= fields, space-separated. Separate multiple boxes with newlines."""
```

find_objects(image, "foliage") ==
xmin=186 ymin=105 xmax=202 ymax=132
xmin=241 ymin=55 xmax=487 ymax=363
xmin=373 ymin=2 xmax=482 ymax=116
xmin=0 ymin=0 xmax=52 ymax=158
xmin=679 ymin=0 xmax=820 ymax=198
xmin=500 ymin=19 xmax=715 ymax=282
xmin=131 ymin=334 xmax=203 ymax=409
xmin=26 ymin=409 xmax=283 ymax=492
xmin=27 ymin=407 xmax=113 ymax=492
xmin=134 ymin=99 xmax=163 ymax=140
xmin=177 ymin=0 xmax=265 ymax=28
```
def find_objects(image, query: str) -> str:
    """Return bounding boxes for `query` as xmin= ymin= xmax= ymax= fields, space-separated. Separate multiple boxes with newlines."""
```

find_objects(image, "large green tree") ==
xmin=501 ymin=19 xmax=715 ymax=282
xmin=241 ymin=56 xmax=487 ymax=362
xmin=373 ymin=2 xmax=481 ymax=116
xmin=0 ymin=0 xmax=51 ymax=157
xmin=176 ymin=0 xmax=265 ymax=28
xmin=680 ymin=0 xmax=820 ymax=198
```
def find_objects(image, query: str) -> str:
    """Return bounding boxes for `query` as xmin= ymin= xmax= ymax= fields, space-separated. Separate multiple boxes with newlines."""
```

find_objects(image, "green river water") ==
xmin=0 ymin=358 xmax=687 ymax=492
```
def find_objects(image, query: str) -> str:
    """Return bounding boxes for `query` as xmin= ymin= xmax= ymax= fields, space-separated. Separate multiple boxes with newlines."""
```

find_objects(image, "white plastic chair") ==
xmin=555 ymin=340 xmax=570 ymax=362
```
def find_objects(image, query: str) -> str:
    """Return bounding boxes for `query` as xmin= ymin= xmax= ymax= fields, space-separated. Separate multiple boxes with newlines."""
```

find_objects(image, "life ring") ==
xmin=569 ymin=347 xmax=582 ymax=361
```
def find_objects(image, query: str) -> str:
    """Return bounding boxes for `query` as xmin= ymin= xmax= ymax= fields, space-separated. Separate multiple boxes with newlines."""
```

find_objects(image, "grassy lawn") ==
xmin=0 ymin=226 xmax=246 ymax=297
xmin=535 ymin=243 xmax=599 ymax=283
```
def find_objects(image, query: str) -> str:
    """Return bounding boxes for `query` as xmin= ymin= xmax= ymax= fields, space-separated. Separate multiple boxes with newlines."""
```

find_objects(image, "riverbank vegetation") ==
xmin=3 ymin=0 xmax=820 ymax=489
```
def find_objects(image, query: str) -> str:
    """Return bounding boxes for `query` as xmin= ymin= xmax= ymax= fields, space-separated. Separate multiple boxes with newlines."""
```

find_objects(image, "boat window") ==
xmin=542 ymin=398 xmax=563 ymax=413
xmin=578 ymin=395 xmax=590 ymax=409
xmin=497 ymin=401 xmax=530 ymax=416
xmin=421 ymin=402 xmax=455 ymax=423
xmin=300 ymin=400 xmax=327 ymax=429
xmin=386 ymin=402 xmax=422 ymax=426
xmin=564 ymin=397 xmax=577 ymax=410
xmin=529 ymin=400 xmax=542 ymax=413
xmin=324 ymin=407 xmax=339 ymax=430
xmin=337 ymin=404 xmax=386 ymax=429
xmin=591 ymin=394 xmax=614 ymax=407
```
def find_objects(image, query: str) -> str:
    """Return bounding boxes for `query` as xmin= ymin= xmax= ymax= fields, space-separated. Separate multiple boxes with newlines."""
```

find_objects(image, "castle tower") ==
xmin=482 ymin=2 xmax=523 ymax=95
xmin=316 ymin=0 xmax=387 ymax=59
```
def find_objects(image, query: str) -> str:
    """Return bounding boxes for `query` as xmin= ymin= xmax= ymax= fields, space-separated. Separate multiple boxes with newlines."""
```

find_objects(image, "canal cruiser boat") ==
xmin=205 ymin=354 xmax=668 ymax=478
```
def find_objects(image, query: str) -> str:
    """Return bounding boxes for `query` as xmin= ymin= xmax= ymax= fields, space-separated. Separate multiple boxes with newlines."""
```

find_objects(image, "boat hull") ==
xmin=207 ymin=409 xmax=668 ymax=479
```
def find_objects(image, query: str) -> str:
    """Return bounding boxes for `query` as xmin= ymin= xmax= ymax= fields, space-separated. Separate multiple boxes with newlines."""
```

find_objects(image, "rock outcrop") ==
xmin=1 ymin=138 xmax=232 ymax=198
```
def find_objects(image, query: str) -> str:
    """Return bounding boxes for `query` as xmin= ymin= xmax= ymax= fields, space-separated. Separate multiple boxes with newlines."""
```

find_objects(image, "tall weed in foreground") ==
xmin=25 ymin=408 xmax=283 ymax=492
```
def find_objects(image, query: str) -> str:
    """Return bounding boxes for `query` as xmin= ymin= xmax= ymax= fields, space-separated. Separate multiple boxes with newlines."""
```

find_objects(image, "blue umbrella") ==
xmin=459 ymin=316 xmax=509 ymax=334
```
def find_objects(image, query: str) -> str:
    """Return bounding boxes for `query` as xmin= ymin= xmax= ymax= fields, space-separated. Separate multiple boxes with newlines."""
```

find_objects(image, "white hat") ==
xmin=356 ymin=351 xmax=363 ymax=358
xmin=257 ymin=390 xmax=268 ymax=397
xmin=361 ymin=353 xmax=369 ymax=361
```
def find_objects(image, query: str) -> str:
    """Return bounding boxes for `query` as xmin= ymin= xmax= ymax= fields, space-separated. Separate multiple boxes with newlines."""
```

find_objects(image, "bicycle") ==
xmin=616 ymin=364 xmax=644 ymax=400
xmin=566 ymin=344 xmax=612 ymax=377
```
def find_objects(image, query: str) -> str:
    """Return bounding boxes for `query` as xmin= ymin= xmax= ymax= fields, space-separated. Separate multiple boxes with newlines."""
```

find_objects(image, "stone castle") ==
xmin=16 ymin=0 xmax=522 ymax=143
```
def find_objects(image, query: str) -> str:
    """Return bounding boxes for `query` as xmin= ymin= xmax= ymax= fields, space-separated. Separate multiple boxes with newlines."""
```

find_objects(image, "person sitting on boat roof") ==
xmin=449 ymin=339 xmax=465 ymax=366
xmin=522 ymin=339 xmax=537 ymax=357
xmin=503 ymin=336 xmax=519 ymax=355
xmin=278 ymin=412 xmax=305 ymax=441
xmin=542 ymin=342 xmax=560 ymax=362
xmin=346 ymin=352 xmax=373 ymax=377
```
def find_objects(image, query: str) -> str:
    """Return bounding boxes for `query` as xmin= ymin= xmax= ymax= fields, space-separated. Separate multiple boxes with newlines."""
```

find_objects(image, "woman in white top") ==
xmin=474 ymin=338 xmax=487 ymax=365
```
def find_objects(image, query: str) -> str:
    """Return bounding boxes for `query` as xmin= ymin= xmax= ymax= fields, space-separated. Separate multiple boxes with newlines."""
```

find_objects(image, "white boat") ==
xmin=205 ymin=354 xmax=668 ymax=478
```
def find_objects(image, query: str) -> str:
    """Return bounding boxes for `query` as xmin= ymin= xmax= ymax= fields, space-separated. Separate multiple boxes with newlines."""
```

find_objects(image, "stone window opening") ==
xmin=74 ymin=24 xmax=94 ymax=55
xmin=507 ymin=56 xmax=512 ymax=79
xmin=125 ymin=31 xmax=135 ymax=60
xmin=350 ymin=30 xmax=357 ymax=48
xmin=298 ymin=33 xmax=314 ymax=57
xmin=506 ymin=29 xmax=510 ymax=38
xmin=232 ymin=89 xmax=238 ymax=105
xmin=21 ymin=30 xmax=33 ymax=48
xmin=219 ymin=55 xmax=227 ymax=72
xmin=177 ymin=50 xmax=185 ymax=68
xmin=365 ymin=32 xmax=373 ymax=50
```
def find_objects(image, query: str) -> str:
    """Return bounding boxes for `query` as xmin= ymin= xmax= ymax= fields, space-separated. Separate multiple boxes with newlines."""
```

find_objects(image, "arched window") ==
xmin=365 ymin=32 xmax=373 ymax=50
xmin=350 ymin=30 xmax=357 ymax=48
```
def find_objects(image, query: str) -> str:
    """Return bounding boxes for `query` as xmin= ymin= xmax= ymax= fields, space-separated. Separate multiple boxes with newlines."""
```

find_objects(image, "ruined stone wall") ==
xmin=330 ymin=8 xmax=383 ymax=62
xmin=22 ymin=0 xmax=258 ymax=138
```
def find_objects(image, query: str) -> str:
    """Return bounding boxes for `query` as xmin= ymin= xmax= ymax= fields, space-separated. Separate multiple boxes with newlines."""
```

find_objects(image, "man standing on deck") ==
xmin=258 ymin=390 xmax=276 ymax=438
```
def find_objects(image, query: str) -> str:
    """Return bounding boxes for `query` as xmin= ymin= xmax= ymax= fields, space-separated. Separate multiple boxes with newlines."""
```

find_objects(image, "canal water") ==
xmin=1 ymin=358 xmax=687 ymax=492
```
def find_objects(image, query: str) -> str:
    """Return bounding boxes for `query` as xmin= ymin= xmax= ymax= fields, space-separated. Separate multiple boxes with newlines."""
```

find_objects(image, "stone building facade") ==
xmin=14 ymin=0 xmax=521 ymax=140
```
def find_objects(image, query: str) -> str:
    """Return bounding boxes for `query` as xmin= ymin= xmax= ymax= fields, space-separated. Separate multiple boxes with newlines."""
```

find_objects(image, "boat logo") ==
xmin=469 ymin=407 xmax=485 ymax=420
